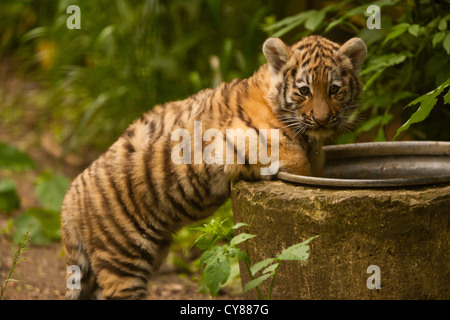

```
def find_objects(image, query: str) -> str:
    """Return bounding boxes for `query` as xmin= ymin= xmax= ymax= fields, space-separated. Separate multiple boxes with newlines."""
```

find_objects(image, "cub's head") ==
xmin=263 ymin=35 xmax=367 ymax=139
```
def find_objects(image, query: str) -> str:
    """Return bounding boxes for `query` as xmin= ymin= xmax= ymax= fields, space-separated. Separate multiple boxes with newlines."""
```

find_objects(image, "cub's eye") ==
xmin=299 ymin=86 xmax=310 ymax=96
xmin=329 ymin=85 xmax=340 ymax=95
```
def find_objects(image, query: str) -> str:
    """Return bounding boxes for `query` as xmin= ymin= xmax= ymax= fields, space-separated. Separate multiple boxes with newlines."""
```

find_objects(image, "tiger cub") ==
xmin=61 ymin=35 xmax=366 ymax=299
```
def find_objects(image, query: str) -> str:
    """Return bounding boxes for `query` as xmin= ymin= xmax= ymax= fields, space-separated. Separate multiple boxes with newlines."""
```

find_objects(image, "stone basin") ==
xmin=232 ymin=141 xmax=450 ymax=299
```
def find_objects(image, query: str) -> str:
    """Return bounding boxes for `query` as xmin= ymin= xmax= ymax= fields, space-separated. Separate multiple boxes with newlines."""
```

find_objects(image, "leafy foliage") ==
xmin=0 ymin=180 xmax=20 ymax=214
xmin=192 ymin=218 xmax=318 ymax=299
xmin=3 ymin=0 xmax=274 ymax=152
xmin=0 ymin=143 xmax=35 ymax=172
xmin=0 ymin=143 xmax=34 ymax=214
xmin=11 ymin=172 xmax=69 ymax=245
xmin=0 ymin=142 xmax=69 ymax=245
xmin=394 ymin=78 xmax=450 ymax=139
xmin=242 ymin=235 xmax=319 ymax=299
xmin=264 ymin=0 xmax=450 ymax=142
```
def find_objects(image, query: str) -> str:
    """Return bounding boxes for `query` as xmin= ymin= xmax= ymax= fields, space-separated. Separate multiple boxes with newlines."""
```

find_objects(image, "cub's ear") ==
xmin=339 ymin=37 xmax=367 ymax=72
xmin=263 ymin=37 xmax=290 ymax=74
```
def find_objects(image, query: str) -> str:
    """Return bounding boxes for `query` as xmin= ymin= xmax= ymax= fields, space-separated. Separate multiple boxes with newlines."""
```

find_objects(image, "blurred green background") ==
xmin=0 ymin=0 xmax=449 ymax=268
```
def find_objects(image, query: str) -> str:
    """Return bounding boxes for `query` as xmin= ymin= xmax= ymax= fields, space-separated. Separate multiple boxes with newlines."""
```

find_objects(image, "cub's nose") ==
xmin=312 ymin=115 xmax=330 ymax=126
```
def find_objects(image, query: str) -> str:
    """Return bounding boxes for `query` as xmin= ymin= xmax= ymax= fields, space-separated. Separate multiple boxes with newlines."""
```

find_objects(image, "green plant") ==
xmin=191 ymin=218 xmax=248 ymax=297
xmin=241 ymin=235 xmax=319 ymax=299
xmin=11 ymin=0 xmax=273 ymax=153
xmin=11 ymin=171 xmax=69 ymax=245
xmin=192 ymin=218 xmax=318 ymax=299
xmin=0 ymin=142 xmax=69 ymax=245
xmin=0 ymin=230 xmax=30 ymax=300
xmin=0 ymin=142 xmax=35 ymax=215
xmin=264 ymin=0 xmax=450 ymax=142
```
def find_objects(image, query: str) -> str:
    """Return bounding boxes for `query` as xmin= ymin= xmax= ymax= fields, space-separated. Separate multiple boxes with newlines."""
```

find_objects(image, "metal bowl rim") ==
xmin=276 ymin=141 xmax=450 ymax=188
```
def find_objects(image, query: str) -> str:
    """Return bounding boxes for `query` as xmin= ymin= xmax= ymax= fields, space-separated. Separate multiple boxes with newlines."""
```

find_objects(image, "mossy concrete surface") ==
xmin=231 ymin=180 xmax=449 ymax=299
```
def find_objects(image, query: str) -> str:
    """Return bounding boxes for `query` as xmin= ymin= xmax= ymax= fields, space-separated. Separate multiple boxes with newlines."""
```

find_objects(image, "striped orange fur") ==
xmin=61 ymin=35 xmax=366 ymax=299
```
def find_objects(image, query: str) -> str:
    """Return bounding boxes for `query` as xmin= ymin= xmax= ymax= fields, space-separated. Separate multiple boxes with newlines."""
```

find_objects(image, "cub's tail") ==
xmin=63 ymin=239 xmax=98 ymax=300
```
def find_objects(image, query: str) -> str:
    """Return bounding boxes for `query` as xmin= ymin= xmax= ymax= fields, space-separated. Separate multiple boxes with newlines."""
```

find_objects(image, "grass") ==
xmin=0 ymin=230 xmax=31 ymax=300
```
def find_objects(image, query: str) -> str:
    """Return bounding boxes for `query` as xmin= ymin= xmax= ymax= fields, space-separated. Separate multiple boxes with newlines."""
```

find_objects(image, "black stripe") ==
xmin=224 ymin=134 xmax=250 ymax=168
xmin=275 ymin=82 xmax=282 ymax=94
xmin=79 ymin=172 xmax=94 ymax=243
xmin=124 ymin=140 xmax=135 ymax=153
xmin=240 ymin=79 xmax=249 ymax=98
xmin=186 ymin=164 xmax=208 ymax=199
xmin=236 ymin=92 xmax=255 ymax=129
xmin=164 ymin=191 xmax=197 ymax=220
xmin=110 ymin=255 xmax=152 ymax=277
xmin=295 ymin=43 xmax=312 ymax=52
xmin=147 ymin=118 xmax=156 ymax=138
xmin=115 ymin=286 xmax=148 ymax=299
xmin=291 ymin=67 xmax=297 ymax=80
xmin=302 ymin=57 xmax=311 ymax=68
xmin=282 ymin=69 xmax=292 ymax=108
xmin=231 ymin=78 xmax=242 ymax=88
xmin=95 ymin=256 xmax=148 ymax=283
xmin=222 ymin=83 xmax=230 ymax=108
xmin=122 ymin=127 xmax=135 ymax=138
xmin=349 ymin=76 xmax=355 ymax=100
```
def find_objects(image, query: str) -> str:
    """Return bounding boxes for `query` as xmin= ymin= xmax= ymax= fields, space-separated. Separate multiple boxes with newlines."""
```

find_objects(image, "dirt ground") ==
xmin=0 ymin=232 xmax=233 ymax=300
xmin=0 ymin=59 xmax=240 ymax=300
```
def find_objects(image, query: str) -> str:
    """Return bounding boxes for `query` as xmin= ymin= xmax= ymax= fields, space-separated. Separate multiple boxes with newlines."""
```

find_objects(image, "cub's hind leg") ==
xmin=91 ymin=241 xmax=171 ymax=300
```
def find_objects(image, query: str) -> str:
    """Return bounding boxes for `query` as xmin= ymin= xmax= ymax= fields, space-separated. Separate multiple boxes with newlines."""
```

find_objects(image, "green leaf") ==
xmin=361 ymin=52 xmax=410 ymax=90
xmin=408 ymin=24 xmax=420 ymax=37
xmin=200 ymin=249 xmax=215 ymax=266
xmin=325 ymin=3 xmax=367 ymax=33
xmin=12 ymin=207 xmax=61 ymax=245
xmin=0 ymin=143 xmax=35 ymax=172
xmin=394 ymin=78 xmax=450 ymax=139
xmin=13 ymin=214 xmax=50 ymax=246
xmin=268 ymin=12 xmax=309 ymax=38
xmin=25 ymin=208 xmax=61 ymax=241
xmin=242 ymin=274 xmax=272 ymax=295
xmin=264 ymin=11 xmax=308 ymax=33
xmin=2 ymin=279 xmax=23 ymax=284
xmin=391 ymin=91 xmax=415 ymax=104
xmin=232 ymin=222 xmax=249 ymax=230
xmin=438 ymin=19 xmax=447 ymax=31
xmin=443 ymin=34 xmax=450 ymax=55
xmin=382 ymin=23 xmax=410 ymax=45
xmin=432 ymin=32 xmax=445 ymax=47
xmin=230 ymin=233 xmax=255 ymax=246
xmin=235 ymin=249 xmax=251 ymax=266
xmin=0 ymin=180 xmax=20 ymax=214
xmin=200 ymin=246 xmax=222 ymax=266
xmin=360 ymin=53 xmax=409 ymax=76
xmin=277 ymin=235 xmax=319 ymax=262
xmin=204 ymin=256 xmax=231 ymax=297
xmin=35 ymin=173 xmax=70 ymax=212
xmin=355 ymin=114 xmax=392 ymax=135
xmin=193 ymin=234 xmax=214 ymax=250
xmin=263 ymin=262 xmax=280 ymax=274
xmin=304 ymin=10 xmax=325 ymax=31
xmin=250 ymin=258 xmax=275 ymax=276
xmin=444 ymin=90 xmax=450 ymax=105
xmin=374 ymin=127 xmax=387 ymax=142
